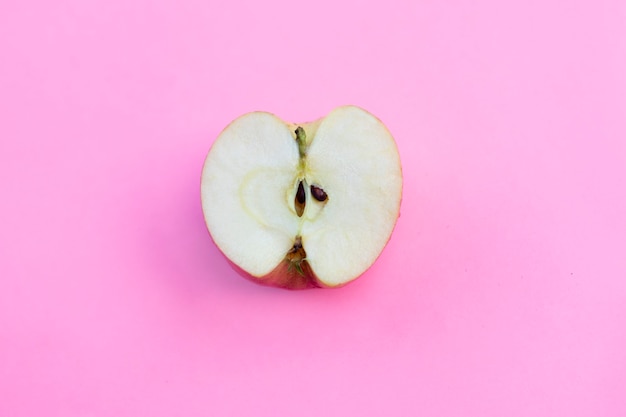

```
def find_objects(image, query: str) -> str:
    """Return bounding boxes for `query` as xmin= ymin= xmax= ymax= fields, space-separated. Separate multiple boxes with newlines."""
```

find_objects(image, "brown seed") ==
xmin=295 ymin=181 xmax=305 ymax=216
xmin=310 ymin=185 xmax=328 ymax=202
xmin=296 ymin=181 xmax=305 ymax=204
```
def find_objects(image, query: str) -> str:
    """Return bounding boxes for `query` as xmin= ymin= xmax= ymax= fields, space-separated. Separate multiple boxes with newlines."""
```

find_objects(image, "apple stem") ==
xmin=294 ymin=126 xmax=307 ymax=158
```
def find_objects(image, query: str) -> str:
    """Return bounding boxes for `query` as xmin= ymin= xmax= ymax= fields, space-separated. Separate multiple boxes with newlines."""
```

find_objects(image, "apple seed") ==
xmin=295 ymin=180 xmax=306 ymax=217
xmin=310 ymin=185 xmax=328 ymax=202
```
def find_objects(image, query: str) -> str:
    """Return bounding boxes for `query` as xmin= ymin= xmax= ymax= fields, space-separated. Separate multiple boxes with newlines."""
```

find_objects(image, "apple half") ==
xmin=201 ymin=106 xmax=402 ymax=289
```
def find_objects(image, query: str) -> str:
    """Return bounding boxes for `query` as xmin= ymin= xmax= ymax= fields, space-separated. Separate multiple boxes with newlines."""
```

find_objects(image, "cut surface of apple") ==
xmin=201 ymin=106 xmax=402 ymax=289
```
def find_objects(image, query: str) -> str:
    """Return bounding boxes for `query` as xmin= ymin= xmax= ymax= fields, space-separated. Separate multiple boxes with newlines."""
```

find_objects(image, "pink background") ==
xmin=1 ymin=0 xmax=625 ymax=416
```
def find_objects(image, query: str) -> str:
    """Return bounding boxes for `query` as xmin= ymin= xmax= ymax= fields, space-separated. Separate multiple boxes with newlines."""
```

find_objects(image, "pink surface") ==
xmin=1 ymin=0 xmax=625 ymax=416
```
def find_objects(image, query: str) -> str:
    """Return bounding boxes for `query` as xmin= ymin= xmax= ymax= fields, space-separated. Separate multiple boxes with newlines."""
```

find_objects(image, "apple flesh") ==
xmin=201 ymin=106 xmax=402 ymax=289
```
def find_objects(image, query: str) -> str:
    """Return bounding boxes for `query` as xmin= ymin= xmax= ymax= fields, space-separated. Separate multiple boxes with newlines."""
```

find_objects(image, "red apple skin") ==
xmin=227 ymin=258 xmax=322 ymax=290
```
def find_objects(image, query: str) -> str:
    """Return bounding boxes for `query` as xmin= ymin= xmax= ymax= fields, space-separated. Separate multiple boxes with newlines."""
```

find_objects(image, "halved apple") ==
xmin=201 ymin=106 xmax=402 ymax=289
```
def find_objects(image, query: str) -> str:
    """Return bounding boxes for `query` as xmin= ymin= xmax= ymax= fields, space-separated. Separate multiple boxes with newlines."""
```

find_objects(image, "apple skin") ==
xmin=227 ymin=257 xmax=322 ymax=290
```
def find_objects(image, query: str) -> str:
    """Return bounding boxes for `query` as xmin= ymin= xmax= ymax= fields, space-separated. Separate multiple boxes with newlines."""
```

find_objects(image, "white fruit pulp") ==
xmin=201 ymin=106 xmax=402 ymax=287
